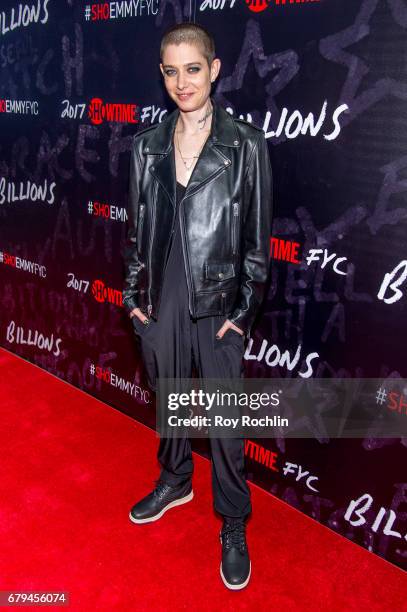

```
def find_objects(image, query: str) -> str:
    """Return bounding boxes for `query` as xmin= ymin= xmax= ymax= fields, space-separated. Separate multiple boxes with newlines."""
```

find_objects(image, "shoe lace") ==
xmin=153 ymin=479 xmax=172 ymax=500
xmin=221 ymin=521 xmax=247 ymax=553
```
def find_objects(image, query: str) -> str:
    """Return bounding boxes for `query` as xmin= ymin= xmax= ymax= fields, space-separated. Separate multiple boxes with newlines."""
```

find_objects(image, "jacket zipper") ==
xmin=221 ymin=292 xmax=226 ymax=314
xmin=147 ymin=184 xmax=158 ymax=317
xmin=179 ymin=193 xmax=194 ymax=316
xmin=231 ymin=201 xmax=239 ymax=255
xmin=137 ymin=204 xmax=145 ymax=251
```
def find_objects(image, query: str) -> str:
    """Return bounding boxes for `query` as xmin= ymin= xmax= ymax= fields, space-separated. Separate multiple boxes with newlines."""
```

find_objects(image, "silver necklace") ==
xmin=175 ymin=101 xmax=213 ymax=171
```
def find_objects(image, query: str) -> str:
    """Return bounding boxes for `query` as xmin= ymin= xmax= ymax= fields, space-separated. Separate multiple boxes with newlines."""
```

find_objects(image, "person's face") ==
xmin=160 ymin=42 xmax=220 ymax=111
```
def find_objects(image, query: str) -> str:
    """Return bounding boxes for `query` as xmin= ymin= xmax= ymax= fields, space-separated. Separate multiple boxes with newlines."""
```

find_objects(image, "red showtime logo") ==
xmin=88 ymin=98 xmax=139 ymax=125
xmin=91 ymin=279 xmax=122 ymax=306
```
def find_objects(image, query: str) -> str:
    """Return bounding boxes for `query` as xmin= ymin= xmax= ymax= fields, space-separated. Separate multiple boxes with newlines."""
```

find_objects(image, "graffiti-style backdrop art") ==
xmin=1 ymin=0 xmax=406 ymax=571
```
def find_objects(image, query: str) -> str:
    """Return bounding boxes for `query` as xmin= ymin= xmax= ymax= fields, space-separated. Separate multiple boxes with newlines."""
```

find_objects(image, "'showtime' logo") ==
xmin=88 ymin=98 xmax=139 ymax=125
xmin=91 ymin=279 xmax=122 ymax=306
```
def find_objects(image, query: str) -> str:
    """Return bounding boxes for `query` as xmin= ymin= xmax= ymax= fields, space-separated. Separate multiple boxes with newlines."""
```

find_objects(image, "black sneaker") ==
xmin=219 ymin=518 xmax=251 ymax=590
xmin=129 ymin=479 xmax=193 ymax=524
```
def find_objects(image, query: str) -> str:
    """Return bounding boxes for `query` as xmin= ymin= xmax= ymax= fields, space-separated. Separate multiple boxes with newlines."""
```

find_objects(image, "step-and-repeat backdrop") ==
xmin=1 ymin=0 xmax=406 ymax=570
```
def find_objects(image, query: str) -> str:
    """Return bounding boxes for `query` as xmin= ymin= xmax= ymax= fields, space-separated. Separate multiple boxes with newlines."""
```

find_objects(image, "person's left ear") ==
xmin=210 ymin=58 xmax=221 ymax=83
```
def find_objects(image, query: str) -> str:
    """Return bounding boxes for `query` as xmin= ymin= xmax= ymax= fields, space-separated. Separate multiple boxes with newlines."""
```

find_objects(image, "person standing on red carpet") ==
xmin=122 ymin=22 xmax=273 ymax=590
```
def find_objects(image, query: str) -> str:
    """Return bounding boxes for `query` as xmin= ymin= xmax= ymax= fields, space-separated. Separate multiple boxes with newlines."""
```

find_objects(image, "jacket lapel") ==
xmin=143 ymin=96 xmax=240 ymax=210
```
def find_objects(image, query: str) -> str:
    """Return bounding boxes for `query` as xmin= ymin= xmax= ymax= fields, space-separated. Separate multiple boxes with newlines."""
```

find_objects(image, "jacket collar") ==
xmin=142 ymin=97 xmax=241 ymax=209
xmin=142 ymin=96 xmax=240 ymax=155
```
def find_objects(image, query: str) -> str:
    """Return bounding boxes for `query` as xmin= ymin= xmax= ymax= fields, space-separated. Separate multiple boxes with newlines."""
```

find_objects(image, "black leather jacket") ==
xmin=122 ymin=96 xmax=273 ymax=337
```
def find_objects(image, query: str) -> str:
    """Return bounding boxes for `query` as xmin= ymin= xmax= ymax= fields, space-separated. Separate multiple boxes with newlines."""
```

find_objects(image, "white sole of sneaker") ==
xmin=128 ymin=489 xmax=194 ymax=524
xmin=220 ymin=561 xmax=251 ymax=590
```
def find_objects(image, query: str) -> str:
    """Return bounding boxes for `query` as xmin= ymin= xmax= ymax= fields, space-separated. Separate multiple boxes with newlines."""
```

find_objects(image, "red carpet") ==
xmin=0 ymin=347 xmax=405 ymax=611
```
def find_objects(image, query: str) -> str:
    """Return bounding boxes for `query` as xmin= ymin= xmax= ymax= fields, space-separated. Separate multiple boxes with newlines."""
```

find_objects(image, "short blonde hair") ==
xmin=160 ymin=22 xmax=216 ymax=69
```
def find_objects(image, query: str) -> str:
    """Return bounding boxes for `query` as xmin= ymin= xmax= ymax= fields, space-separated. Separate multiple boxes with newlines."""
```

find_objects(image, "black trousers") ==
xmin=132 ymin=182 xmax=251 ymax=520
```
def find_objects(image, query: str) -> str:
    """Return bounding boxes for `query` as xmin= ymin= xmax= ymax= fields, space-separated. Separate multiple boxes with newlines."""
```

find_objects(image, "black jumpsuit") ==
xmin=131 ymin=180 xmax=251 ymax=520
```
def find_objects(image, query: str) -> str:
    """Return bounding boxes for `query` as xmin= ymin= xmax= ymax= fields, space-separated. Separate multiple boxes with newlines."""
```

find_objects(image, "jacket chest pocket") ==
xmin=231 ymin=201 xmax=239 ymax=256
xmin=205 ymin=261 xmax=235 ymax=282
xmin=137 ymin=203 xmax=146 ymax=254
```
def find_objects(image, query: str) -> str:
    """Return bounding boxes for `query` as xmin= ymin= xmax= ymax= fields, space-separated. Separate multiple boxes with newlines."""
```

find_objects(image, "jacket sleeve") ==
xmin=122 ymin=137 xmax=144 ymax=316
xmin=228 ymin=131 xmax=273 ymax=337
